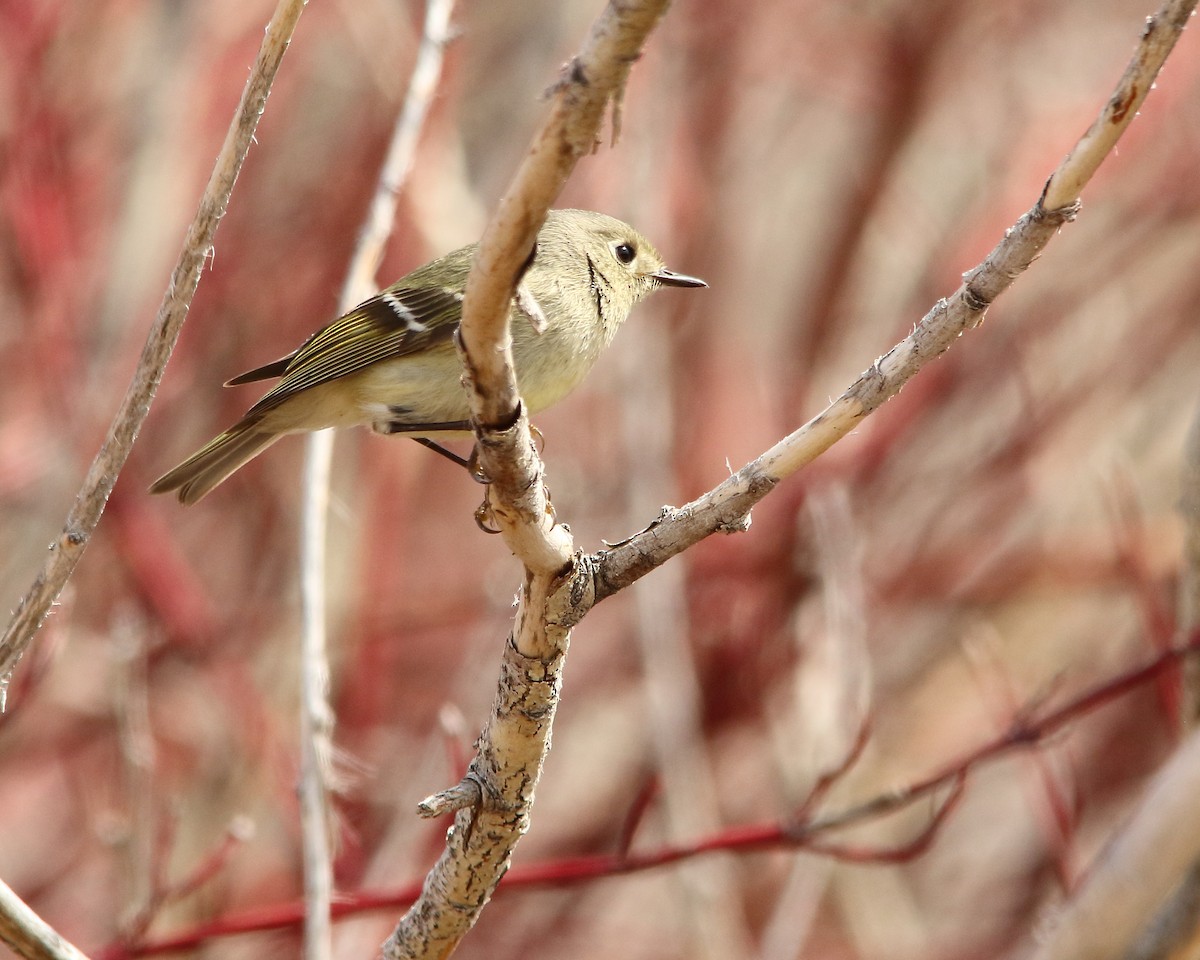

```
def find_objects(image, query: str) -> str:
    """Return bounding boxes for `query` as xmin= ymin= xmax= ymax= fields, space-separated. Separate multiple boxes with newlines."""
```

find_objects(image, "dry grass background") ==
xmin=3 ymin=0 xmax=1200 ymax=957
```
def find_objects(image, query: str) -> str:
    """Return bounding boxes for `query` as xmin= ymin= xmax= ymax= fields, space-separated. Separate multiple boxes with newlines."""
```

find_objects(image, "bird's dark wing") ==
xmin=225 ymin=356 xmax=292 ymax=386
xmin=243 ymin=284 xmax=464 ymax=415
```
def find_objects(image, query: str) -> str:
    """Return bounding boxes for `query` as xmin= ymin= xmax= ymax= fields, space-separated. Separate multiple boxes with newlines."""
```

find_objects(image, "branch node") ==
xmin=417 ymin=775 xmax=484 ymax=819
xmin=961 ymin=283 xmax=991 ymax=314
xmin=1034 ymin=183 xmax=1084 ymax=223
xmin=715 ymin=510 xmax=753 ymax=535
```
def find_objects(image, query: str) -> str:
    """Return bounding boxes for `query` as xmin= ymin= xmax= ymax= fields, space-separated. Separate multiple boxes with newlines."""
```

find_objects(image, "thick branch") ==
xmin=455 ymin=0 xmax=672 ymax=573
xmin=383 ymin=2 xmax=675 ymax=958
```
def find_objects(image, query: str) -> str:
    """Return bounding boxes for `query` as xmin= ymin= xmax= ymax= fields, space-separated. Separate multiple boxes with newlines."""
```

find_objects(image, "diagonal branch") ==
xmin=0 ymin=0 xmax=311 ymax=690
xmin=583 ymin=0 xmax=1197 ymax=606
xmin=0 ymin=878 xmax=92 ymax=960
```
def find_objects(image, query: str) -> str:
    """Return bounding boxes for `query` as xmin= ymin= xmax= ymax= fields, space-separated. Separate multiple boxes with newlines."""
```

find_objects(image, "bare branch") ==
xmin=457 ymin=0 xmax=673 ymax=569
xmin=587 ymin=0 xmax=1198 ymax=604
xmin=0 ymin=0 xmax=311 ymax=690
xmin=0 ymin=878 xmax=92 ymax=960
xmin=1042 ymin=0 xmax=1196 ymax=210
xmin=382 ymin=2 xmax=676 ymax=957
xmin=416 ymin=778 xmax=482 ymax=819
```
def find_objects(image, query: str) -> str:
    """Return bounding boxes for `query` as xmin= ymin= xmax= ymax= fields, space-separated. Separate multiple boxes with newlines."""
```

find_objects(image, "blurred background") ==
xmin=3 ymin=0 xmax=1200 ymax=957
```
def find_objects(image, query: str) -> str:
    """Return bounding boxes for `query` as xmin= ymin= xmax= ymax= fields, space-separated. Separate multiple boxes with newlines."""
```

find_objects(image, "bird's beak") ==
xmin=652 ymin=268 xmax=707 ymax=288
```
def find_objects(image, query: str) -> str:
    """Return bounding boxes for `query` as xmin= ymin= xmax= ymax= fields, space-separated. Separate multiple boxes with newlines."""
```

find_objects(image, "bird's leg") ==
xmin=400 ymin=415 xmax=547 ymax=531
xmin=408 ymin=439 xmax=472 ymax=472
xmin=376 ymin=418 xmax=472 ymax=435
xmin=374 ymin=416 xmax=491 ymax=483
xmin=410 ymin=438 xmax=492 ymax=485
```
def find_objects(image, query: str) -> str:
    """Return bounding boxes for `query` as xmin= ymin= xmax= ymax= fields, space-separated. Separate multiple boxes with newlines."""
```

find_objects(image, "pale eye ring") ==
xmin=613 ymin=242 xmax=636 ymax=265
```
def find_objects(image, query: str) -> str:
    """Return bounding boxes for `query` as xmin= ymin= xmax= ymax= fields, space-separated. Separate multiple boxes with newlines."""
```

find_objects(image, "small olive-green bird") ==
xmin=150 ymin=209 xmax=705 ymax=504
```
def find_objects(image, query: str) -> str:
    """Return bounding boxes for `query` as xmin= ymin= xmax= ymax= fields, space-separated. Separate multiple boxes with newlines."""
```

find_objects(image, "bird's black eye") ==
xmin=614 ymin=242 xmax=636 ymax=265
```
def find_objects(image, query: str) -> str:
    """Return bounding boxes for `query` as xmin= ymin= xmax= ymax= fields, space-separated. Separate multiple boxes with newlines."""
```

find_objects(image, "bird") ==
xmin=150 ymin=209 xmax=706 ymax=504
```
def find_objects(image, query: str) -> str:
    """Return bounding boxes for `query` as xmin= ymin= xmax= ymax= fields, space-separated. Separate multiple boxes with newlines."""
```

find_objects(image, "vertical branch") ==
xmin=295 ymin=0 xmax=457 ymax=955
xmin=386 ymin=2 xmax=676 ymax=958
xmin=0 ymin=0 xmax=311 ymax=692
xmin=298 ymin=433 xmax=335 ymax=960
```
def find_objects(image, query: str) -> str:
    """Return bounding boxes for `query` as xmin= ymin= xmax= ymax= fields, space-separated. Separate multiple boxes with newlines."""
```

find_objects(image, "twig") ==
xmin=0 ymin=878 xmax=92 ymax=960
xmin=296 ymin=0 xmax=457 ymax=956
xmin=108 ymin=635 xmax=1200 ymax=959
xmin=1027 ymin=727 xmax=1200 ymax=960
xmin=1040 ymin=2 xmax=1194 ymax=211
xmin=0 ymin=0 xmax=311 ymax=695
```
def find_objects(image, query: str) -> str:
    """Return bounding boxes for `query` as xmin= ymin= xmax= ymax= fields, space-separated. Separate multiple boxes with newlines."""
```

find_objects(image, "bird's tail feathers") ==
xmin=149 ymin=418 xmax=280 ymax=505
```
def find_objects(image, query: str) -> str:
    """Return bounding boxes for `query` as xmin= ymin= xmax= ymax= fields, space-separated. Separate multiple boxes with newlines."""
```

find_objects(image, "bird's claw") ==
xmin=474 ymin=498 xmax=501 ymax=534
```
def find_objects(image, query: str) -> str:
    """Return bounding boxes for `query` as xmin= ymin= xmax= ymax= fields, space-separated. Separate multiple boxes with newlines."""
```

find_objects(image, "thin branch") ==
xmin=583 ymin=0 xmax=1197 ymax=606
xmin=0 ymin=0 xmax=311 ymax=692
xmin=298 ymin=428 xmax=335 ymax=960
xmin=296 ymin=1 xmax=457 ymax=956
xmin=1028 ymin=727 xmax=1200 ymax=960
xmin=0 ymin=878 xmax=92 ymax=960
xmin=1041 ymin=1 xmax=1195 ymax=211
xmin=105 ymin=635 xmax=1200 ymax=959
